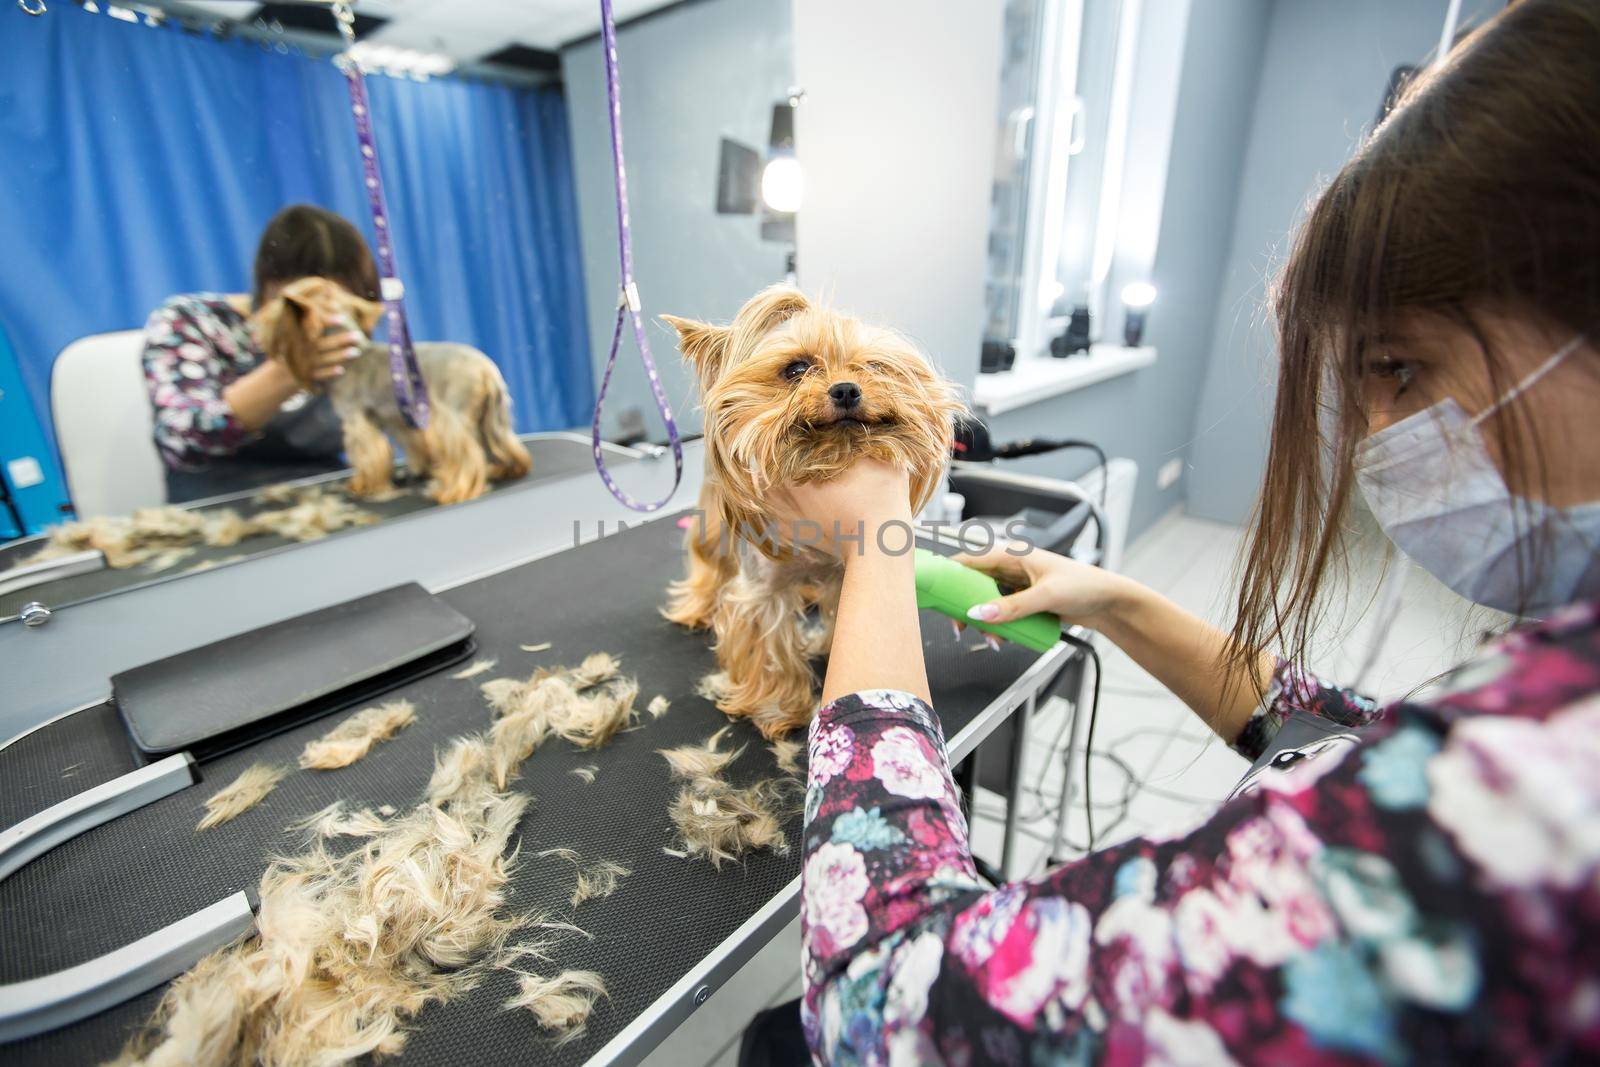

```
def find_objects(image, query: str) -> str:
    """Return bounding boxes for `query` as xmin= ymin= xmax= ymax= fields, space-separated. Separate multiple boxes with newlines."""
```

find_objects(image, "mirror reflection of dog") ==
xmin=252 ymin=278 xmax=532 ymax=504
xmin=662 ymin=286 xmax=964 ymax=738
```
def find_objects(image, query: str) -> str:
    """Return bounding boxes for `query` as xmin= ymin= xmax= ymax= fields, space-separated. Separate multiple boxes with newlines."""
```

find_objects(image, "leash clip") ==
xmin=618 ymin=281 xmax=641 ymax=313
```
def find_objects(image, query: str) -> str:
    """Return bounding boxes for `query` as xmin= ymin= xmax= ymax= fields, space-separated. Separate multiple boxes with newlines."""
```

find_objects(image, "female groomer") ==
xmin=141 ymin=204 xmax=378 ymax=501
xmin=778 ymin=1 xmax=1599 ymax=1062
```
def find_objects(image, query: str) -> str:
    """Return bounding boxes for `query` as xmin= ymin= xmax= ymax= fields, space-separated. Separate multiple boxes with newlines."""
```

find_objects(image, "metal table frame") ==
xmin=0 ymin=465 xmax=1078 ymax=1066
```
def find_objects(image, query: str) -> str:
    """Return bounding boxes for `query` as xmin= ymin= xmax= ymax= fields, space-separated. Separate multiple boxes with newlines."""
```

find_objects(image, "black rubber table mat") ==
xmin=0 ymin=513 xmax=1041 ymax=1066
xmin=0 ymin=436 xmax=625 ymax=618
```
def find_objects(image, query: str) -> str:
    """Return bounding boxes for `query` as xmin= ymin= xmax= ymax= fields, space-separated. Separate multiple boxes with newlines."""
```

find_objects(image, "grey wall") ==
xmin=986 ymin=0 xmax=1272 ymax=539
xmin=561 ymin=0 xmax=793 ymax=438
xmin=1184 ymin=0 xmax=1458 ymax=524
xmin=790 ymin=0 xmax=1003 ymax=393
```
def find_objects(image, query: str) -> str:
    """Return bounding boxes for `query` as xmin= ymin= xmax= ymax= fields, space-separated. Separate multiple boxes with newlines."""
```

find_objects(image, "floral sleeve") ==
xmin=142 ymin=298 xmax=252 ymax=466
xmin=1230 ymin=658 xmax=1383 ymax=762
xmin=802 ymin=603 xmax=1600 ymax=1065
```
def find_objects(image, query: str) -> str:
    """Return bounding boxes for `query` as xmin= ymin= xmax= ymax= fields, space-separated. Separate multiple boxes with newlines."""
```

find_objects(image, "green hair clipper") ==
xmin=913 ymin=548 xmax=1062 ymax=653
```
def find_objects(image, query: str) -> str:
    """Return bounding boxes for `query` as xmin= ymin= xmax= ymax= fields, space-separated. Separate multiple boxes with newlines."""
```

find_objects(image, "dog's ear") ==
xmin=261 ymin=292 xmax=320 ymax=390
xmin=735 ymin=285 xmax=810 ymax=338
xmin=351 ymin=294 xmax=385 ymax=336
xmin=660 ymin=314 xmax=731 ymax=376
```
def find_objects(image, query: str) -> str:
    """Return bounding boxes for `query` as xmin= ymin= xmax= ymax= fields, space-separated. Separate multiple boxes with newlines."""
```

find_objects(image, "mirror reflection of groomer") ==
xmin=143 ymin=205 xmax=376 ymax=502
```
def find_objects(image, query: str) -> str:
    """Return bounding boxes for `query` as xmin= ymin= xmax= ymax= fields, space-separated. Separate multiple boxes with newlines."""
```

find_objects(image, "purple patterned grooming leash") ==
xmin=332 ymin=3 xmax=430 ymax=430
xmin=590 ymin=0 xmax=685 ymax=511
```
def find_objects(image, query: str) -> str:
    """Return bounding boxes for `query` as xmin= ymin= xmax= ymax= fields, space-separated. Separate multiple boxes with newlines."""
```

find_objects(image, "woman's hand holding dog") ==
xmin=772 ymin=458 xmax=913 ymax=562
xmin=224 ymin=331 xmax=364 ymax=431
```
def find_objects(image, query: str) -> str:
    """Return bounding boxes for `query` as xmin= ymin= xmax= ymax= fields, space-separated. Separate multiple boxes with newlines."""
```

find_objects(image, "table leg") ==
xmin=1048 ymin=656 xmax=1091 ymax=862
xmin=999 ymin=690 xmax=1034 ymax=879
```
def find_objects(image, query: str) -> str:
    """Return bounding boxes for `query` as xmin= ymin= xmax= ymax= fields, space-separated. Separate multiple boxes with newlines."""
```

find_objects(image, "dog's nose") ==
xmin=828 ymin=382 xmax=862 ymax=409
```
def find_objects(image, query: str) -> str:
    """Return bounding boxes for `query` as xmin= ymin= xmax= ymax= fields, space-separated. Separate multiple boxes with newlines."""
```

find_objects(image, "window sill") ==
xmin=971 ymin=344 xmax=1157 ymax=416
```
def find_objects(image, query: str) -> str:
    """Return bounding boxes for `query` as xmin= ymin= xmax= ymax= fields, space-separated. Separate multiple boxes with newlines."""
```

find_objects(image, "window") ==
xmin=982 ymin=0 xmax=1135 ymax=368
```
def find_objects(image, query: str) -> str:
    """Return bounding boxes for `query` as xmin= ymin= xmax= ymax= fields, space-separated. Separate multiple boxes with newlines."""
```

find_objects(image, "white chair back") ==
xmin=50 ymin=330 xmax=167 ymax=517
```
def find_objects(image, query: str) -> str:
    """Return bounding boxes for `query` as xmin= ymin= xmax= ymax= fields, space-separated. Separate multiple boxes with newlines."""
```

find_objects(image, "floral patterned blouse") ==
xmin=801 ymin=601 xmax=1600 ymax=1064
xmin=142 ymin=293 xmax=262 ymax=469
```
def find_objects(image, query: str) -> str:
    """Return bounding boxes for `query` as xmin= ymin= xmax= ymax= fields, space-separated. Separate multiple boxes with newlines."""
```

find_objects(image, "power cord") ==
xmin=1060 ymin=633 xmax=1102 ymax=851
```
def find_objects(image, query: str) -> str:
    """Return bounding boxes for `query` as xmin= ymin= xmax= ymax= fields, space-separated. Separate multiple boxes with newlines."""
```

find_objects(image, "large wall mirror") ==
xmin=0 ymin=0 xmax=795 ymax=622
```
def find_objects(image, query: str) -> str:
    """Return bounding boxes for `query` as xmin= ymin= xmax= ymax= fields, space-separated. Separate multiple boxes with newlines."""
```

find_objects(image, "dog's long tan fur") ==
xmin=253 ymin=277 xmax=532 ymax=505
xmin=661 ymin=286 xmax=963 ymax=737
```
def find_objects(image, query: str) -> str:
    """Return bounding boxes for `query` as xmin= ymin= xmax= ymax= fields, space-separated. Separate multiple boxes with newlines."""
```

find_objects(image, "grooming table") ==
xmin=0 ymin=432 xmax=640 ymax=621
xmin=0 ymin=512 xmax=1071 ymax=1066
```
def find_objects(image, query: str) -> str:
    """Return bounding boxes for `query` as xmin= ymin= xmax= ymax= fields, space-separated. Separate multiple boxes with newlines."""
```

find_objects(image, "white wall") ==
xmin=985 ymin=0 xmax=1272 ymax=540
xmin=1185 ymin=0 xmax=1485 ymax=524
xmin=562 ymin=0 xmax=794 ymax=438
xmin=790 ymin=0 xmax=1004 ymax=387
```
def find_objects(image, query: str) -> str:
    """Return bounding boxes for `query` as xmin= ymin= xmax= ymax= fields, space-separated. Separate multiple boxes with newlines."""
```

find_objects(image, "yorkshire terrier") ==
xmin=661 ymin=286 xmax=963 ymax=738
xmin=254 ymin=277 xmax=532 ymax=505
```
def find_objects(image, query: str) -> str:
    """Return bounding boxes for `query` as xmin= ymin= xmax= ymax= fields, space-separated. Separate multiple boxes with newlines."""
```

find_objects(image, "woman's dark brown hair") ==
xmin=251 ymin=204 xmax=380 ymax=310
xmin=1228 ymin=0 xmax=1600 ymax=681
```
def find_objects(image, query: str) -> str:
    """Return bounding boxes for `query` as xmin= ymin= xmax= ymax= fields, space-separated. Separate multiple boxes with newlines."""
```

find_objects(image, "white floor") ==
xmin=640 ymin=509 xmax=1481 ymax=1067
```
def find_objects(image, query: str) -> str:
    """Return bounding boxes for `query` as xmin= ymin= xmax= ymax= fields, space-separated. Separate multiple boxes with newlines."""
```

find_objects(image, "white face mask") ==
xmin=1355 ymin=334 xmax=1599 ymax=617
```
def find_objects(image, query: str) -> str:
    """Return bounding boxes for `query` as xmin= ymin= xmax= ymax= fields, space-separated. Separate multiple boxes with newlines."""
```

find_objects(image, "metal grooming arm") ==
xmin=0 ymin=892 xmax=256 ymax=1043
xmin=0 ymin=550 xmax=104 ymax=601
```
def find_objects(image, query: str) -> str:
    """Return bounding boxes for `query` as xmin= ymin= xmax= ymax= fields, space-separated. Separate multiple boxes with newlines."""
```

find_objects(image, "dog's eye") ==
xmin=781 ymin=359 xmax=811 ymax=382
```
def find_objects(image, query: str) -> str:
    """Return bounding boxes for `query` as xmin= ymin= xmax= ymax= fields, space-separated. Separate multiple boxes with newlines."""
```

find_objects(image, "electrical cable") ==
xmin=1060 ymin=633 xmax=1102 ymax=850
xmin=994 ymin=439 xmax=1109 ymax=513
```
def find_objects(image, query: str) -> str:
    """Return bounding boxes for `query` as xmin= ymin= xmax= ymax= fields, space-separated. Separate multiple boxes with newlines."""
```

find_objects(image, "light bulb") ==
xmin=1121 ymin=281 xmax=1157 ymax=309
xmin=761 ymin=156 xmax=805 ymax=214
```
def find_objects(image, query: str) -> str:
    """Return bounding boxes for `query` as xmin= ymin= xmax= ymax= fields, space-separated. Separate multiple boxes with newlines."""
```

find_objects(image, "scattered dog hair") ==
xmin=503 ymin=969 xmax=607 ymax=1045
xmin=427 ymin=735 xmax=495 ymax=807
xmin=658 ymin=727 xmax=740 ymax=781
xmin=659 ymin=729 xmax=799 ymax=868
xmin=140 ymin=546 xmax=196 ymax=574
xmin=694 ymin=671 xmax=730 ymax=705
xmin=480 ymin=655 xmax=639 ymax=761
xmin=647 ymin=695 xmax=671 ymax=719
xmin=451 ymin=659 xmax=497 ymax=680
xmin=378 ymin=804 xmax=397 ymax=816
xmin=291 ymin=800 xmax=390 ymax=839
xmin=196 ymin=763 xmax=287 ymax=831
xmin=122 ymin=655 xmax=650 ymax=1063
xmin=768 ymin=738 xmax=803 ymax=776
xmin=569 ymin=652 xmax=621 ymax=690
xmin=570 ymin=765 xmax=598 ymax=784
xmin=667 ymin=778 xmax=795 ymax=869
xmin=181 ymin=553 xmax=247 ymax=575
xmin=12 ymin=490 xmax=380 ymax=573
xmin=537 ymin=848 xmax=630 ymax=907
xmin=298 ymin=700 xmax=416 ymax=770
xmin=120 ymin=686 xmax=600 ymax=1064
xmin=520 ymin=642 xmax=553 ymax=653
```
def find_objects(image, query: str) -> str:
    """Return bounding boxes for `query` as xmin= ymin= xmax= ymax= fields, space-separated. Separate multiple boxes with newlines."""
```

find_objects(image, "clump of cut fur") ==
xmin=647 ymin=695 xmax=670 ymax=719
xmin=451 ymin=659 xmax=497 ymax=680
xmin=479 ymin=655 xmax=639 ymax=773
xmin=659 ymin=730 xmax=798 ymax=868
xmin=503 ymin=970 xmax=607 ymax=1045
xmin=298 ymin=700 xmax=416 ymax=770
xmin=658 ymin=726 xmax=740 ymax=781
xmin=570 ymin=765 xmax=598 ymax=784
xmin=119 ymin=649 xmax=651 ymax=1064
xmin=11 ymin=490 xmax=380 ymax=573
xmin=291 ymin=800 xmax=391 ymax=839
xmin=537 ymin=848 xmax=629 ymax=907
xmin=768 ymin=738 xmax=803 ymax=776
xmin=121 ymin=723 xmax=554 ymax=1064
xmin=520 ymin=641 xmax=552 ymax=653
xmin=196 ymin=764 xmax=287 ymax=831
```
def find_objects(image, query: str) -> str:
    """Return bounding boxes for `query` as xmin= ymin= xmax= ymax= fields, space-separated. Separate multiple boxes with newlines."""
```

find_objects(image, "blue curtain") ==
xmin=0 ymin=4 xmax=593 ymax=494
